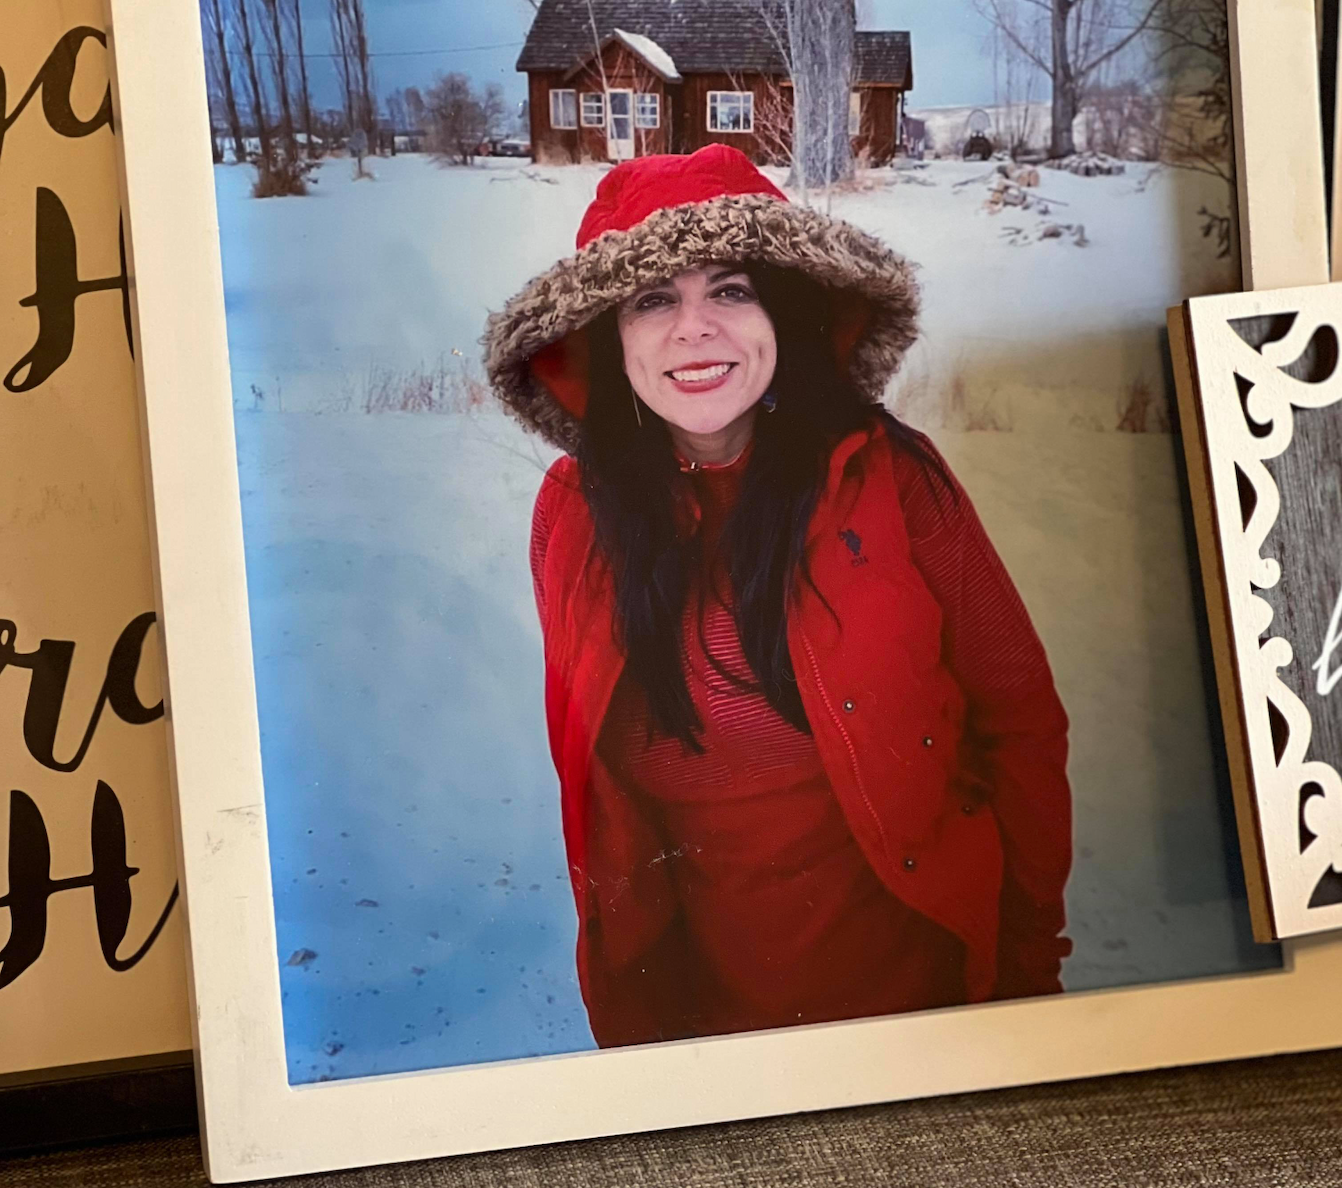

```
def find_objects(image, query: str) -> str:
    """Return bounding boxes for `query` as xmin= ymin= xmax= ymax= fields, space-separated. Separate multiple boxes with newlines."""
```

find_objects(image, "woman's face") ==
xmin=615 ymin=265 xmax=777 ymax=443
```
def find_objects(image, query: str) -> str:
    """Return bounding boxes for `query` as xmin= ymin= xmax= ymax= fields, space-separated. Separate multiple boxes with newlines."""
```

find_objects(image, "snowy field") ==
xmin=214 ymin=155 xmax=1277 ymax=1085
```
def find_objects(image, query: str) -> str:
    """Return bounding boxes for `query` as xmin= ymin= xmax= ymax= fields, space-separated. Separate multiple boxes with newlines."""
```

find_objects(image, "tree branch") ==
xmin=1076 ymin=0 xmax=1163 ymax=77
xmin=976 ymin=0 xmax=1052 ymax=76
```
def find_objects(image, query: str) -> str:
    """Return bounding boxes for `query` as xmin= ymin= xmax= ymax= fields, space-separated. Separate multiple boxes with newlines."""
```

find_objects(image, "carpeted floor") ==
xmin=4 ymin=1049 xmax=1342 ymax=1186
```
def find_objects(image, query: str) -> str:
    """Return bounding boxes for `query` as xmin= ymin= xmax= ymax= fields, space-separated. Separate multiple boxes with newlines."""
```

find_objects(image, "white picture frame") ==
xmin=106 ymin=0 xmax=1342 ymax=1182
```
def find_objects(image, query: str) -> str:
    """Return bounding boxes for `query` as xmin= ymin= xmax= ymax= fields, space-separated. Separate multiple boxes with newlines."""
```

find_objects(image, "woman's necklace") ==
xmin=676 ymin=443 xmax=751 ymax=473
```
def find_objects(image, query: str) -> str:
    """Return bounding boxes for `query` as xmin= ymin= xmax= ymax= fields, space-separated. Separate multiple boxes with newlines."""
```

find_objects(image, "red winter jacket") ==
xmin=530 ymin=422 xmax=1073 ymax=1047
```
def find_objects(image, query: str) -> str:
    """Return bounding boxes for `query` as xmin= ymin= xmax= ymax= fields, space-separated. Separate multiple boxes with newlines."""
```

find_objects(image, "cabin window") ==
xmin=581 ymin=92 xmax=606 ymax=127
xmin=635 ymin=93 xmax=660 ymax=129
xmin=707 ymin=91 xmax=754 ymax=133
xmin=549 ymin=89 xmax=577 ymax=129
xmin=849 ymin=90 xmax=862 ymax=136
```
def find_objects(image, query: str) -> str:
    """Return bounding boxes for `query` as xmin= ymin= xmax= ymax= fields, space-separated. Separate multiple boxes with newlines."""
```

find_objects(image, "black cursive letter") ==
xmin=5 ymin=188 xmax=132 ymax=393
xmin=0 ymin=27 xmax=112 ymax=169
xmin=0 ymin=784 xmax=179 ymax=989
xmin=0 ymin=612 xmax=163 ymax=773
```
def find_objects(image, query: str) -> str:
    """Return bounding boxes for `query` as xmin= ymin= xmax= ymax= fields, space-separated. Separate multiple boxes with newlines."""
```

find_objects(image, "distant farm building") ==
xmin=517 ymin=0 xmax=913 ymax=165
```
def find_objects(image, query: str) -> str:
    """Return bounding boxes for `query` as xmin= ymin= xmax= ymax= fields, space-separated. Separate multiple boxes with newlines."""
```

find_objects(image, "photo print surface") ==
xmin=199 ymin=0 xmax=1279 ymax=1084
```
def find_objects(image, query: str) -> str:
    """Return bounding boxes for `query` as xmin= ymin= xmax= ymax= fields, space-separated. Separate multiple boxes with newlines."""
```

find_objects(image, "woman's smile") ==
xmin=667 ymin=360 xmax=738 ymax=391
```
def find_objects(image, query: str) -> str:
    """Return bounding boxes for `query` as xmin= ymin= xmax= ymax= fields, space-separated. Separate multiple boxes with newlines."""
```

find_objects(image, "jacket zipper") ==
xmin=798 ymin=626 xmax=893 ymax=863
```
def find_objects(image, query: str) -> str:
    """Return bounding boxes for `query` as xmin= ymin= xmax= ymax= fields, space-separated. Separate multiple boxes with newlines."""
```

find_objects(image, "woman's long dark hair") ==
xmin=577 ymin=263 xmax=952 ymax=751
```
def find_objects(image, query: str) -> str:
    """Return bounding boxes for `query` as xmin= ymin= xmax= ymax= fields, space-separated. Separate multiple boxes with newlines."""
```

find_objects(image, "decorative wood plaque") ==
xmin=1174 ymin=282 xmax=1342 ymax=940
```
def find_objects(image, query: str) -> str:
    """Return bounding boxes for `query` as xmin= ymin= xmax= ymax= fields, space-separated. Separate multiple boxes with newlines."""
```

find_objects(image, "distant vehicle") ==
xmin=961 ymin=108 xmax=995 ymax=160
xmin=963 ymin=133 xmax=994 ymax=161
xmin=492 ymin=138 xmax=532 ymax=158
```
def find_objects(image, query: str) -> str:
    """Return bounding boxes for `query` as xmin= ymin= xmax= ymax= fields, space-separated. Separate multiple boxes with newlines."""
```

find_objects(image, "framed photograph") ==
xmin=108 ymin=0 xmax=1342 ymax=1181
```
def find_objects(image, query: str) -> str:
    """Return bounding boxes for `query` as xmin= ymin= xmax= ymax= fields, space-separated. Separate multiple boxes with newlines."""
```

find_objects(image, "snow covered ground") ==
xmin=214 ymin=155 xmax=1275 ymax=1086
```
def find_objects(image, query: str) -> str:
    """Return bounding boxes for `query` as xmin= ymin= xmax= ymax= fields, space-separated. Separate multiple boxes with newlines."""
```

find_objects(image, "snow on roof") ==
xmin=612 ymin=28 xmax=682 ymax=82
xmin=519 ymin=1 xmax=788 ymax=77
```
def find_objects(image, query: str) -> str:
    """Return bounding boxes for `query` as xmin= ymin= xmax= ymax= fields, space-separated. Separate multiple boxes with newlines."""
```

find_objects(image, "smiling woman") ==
xmin=483 ymin=144 xmax=1073 ymax=1047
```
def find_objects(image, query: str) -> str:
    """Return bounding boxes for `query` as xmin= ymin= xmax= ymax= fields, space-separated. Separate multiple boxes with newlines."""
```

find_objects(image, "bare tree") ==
xmin=329 ymin=0 xmax=354 ymax=136
xmin=1143 ymin=0 xmax=1234 ymax=253
xmin=989 ymin=22 xmax=1043 ymax=156
xmin=581 ymin=0 xmax=621 ymax=161
xmin=330 ymin=0 xmax=376 ymax=146
xmin=290 ymin=0 xmax=316 ymax=154
xmin=405 ymin=86 xmax=427 ymax=131
xmin=233 ymin=0 xmax=271 ymax=164
xmin=201 ymin=0 xmax=246 ymax=163
xmin=1144 ymin=0 xmax=1231 ymax=177
xmin=757 ymin=0 xmax=856 ymax=203
xmin=756 ymin=3 xmax=807 ymax=202
xmin=975 ymin=0 xmax=1163 ymax=158
xmin=425 ymin=72 xmax=493 ymax=164
xmin=1084 ymin=73 xmax=1160 ymax=158
xmin=385 ymin=89 xmax=406 ymax=154
xmin=732 ymin=71 xmax=793 ymax=167
xmin=347 ymin=0 xmax=377 ymax=145
xmin=808 ymin=0 xmax=856 ymax=200
xmin=482 ymin=83 xmax=507 ymax=141
xmin=260 ymin=0 xmax=297 ymax=160
xmin=386 ymin=89 xmax=408 ymax=134
xmin=233 ymin=0 xmax=316 ymax=193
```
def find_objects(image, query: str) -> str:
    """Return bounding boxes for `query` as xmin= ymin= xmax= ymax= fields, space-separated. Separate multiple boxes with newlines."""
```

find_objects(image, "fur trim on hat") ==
xmin=481 ymin=192 xmax=920 ymax=455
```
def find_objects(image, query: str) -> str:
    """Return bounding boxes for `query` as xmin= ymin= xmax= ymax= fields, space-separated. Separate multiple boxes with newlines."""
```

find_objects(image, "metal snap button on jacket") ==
xmin=922 ymin=735 xmax=934 ymax=747
xmin=902 ymin=856 xmax=917 ymax=871
xmin=842 ymin=699 xmax=856 ymax=713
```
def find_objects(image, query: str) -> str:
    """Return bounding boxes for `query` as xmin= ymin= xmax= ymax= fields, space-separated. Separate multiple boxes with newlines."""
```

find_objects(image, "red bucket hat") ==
xmin=483 ymin=145 xmax=919 ymax=455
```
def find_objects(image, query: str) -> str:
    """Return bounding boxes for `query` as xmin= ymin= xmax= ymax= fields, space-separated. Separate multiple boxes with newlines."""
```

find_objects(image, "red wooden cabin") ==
xmin=517 ymin=0 xmax=913 ymax=167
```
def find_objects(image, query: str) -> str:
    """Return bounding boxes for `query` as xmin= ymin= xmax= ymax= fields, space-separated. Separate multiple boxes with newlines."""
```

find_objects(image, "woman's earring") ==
xmin=761 ymin=391 xmax=778 ymax=413
xmin=631 ymin=389 xmax=643 ymax=428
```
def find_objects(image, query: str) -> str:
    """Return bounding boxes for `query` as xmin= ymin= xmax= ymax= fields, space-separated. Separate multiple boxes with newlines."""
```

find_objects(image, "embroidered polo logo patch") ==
xmin=839 ymin=528 xmax=868 ymax=566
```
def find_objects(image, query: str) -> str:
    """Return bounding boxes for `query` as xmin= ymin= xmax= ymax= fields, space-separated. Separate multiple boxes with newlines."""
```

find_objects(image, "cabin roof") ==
xmin=520 ymin=1 xmax=911 ymax=87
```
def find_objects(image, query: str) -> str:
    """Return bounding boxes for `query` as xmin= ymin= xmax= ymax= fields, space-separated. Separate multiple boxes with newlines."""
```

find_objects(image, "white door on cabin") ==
xmin=607 ymin=90 xmax=634 ymax=160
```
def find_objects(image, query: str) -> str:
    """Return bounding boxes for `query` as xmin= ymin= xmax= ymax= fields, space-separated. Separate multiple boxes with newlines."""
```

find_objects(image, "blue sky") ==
xmin=295 ymin=0 xmax=1005 ymax=115
xmin=862 ymin=0 xmax=999 ymax=107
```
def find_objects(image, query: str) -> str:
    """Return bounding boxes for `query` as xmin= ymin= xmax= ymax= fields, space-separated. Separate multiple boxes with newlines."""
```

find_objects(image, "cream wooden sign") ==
xmin=0 ymin=1 xmax=189 ymax=1079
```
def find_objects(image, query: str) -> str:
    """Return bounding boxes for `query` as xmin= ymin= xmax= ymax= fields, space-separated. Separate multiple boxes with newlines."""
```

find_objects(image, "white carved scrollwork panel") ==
xmin=1187 ymin=284 xmax=1342 ymax=938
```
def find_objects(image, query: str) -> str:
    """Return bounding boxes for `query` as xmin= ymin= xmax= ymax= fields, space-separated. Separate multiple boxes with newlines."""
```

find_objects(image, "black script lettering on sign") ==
xmin=0 ymin=612 xmax=163 ymax=773
xmin=5 ymin=187 xmax=132 ymax=393
xmin=0 ymin=27 xmax=112 ymax=169
xmin=0 ymin=783 xmax=179 ymax=989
